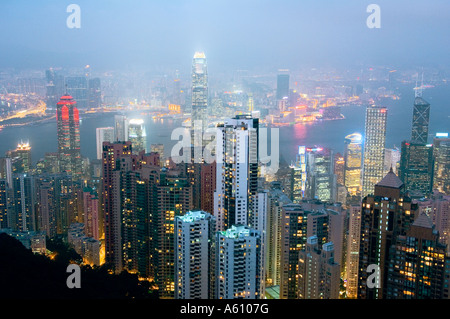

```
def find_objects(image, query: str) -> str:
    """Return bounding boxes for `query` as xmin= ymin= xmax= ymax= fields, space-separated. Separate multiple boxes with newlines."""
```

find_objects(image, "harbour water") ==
xmin=0 ymin=83 xmax=448 ymax=166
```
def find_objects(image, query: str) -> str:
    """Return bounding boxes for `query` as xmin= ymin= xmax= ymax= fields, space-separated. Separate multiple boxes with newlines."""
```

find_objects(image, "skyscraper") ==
xmin=344 ymin=133 xmax=363 ymax=197
xmin=56 ymin=94 xmax=82 ymax=180
xmin=175 ymin=210 xmax=216 ymax=299
xmin=127 ymin=119 xmax=147 ymax=154
xmin=191 ymin=52 xmax=208 ymax=131
xmin=411 ymin=96 xmax=431 ymax=144
xmin=357 ymin=169 xmax=419 ymax=299
xmin=298 ymin=236 xmax=340 ymax=299
xmin=305 ymin=147 xmax=336 ymax=202
xmin=399 ymin=141 xmax=433 ymax=197
xmin=65 ymin=76 xmax=88 ymax=109
xmin=276 ymin=71 xmax=290 ymax=101
xmin=215 ymin=225 xmax=263 ymax=299
xmin=96 ymin=127 xmax=114 ymax=160
xmin=280 ymin=203 xmax=308 ymax=299
xmin=6 ymin=142 xmax=32 ymax=173
xmin=433 ymin=133 xmax=450 ymax=195
xmin=214 ymin=115 xmax=262 ymax=231
xmin=362 ymin=105 xmax=387 ymax=198
xmin=386 ymin=212 xmax=447 ymax=299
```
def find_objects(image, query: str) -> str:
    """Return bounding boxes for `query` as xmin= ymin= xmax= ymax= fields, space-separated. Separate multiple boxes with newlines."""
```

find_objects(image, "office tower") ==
xmin=334 ymin=152 xmax=345 ymax=186
xmin=280 ymin=203 xmax=308 ymax=299
xmin=6 ymin=142 xmax=32 ymax=173
xmin=386 ymin=212 xmax=447 ymax=299
xmin=82 ymin=186 xmax=99 ymax=240
xmin=101 ymin=141 xmax=133 ymax=272
xmin=290 ymin=146 xmax=307 ymax=203
xmin=345 ymin=205 xmax=361 ymax=299
xmin=57 ymin=94 xmax=82 ymax=180
xmin=0 ymin=179 xmax=8 ymax=229
xmin=45 ymin=68 xmax=65 ymax=108
xmin=399 ymin=141 xmax=433 ymax=197
xmin=214 ymin=115 xmax=262 ymax=231
xmin=362 ymin=105 xmax=388 ymax=198
xmin=127 ymin=119 xmax=147 ymax=154
xmin=96 ymin=127 xmax=115 ymax=160
xmin=305 ymin=147 xmax=336 ymax=202
xmin=175 ymin=210 xmax=216 ymax=299
xmin=298 ymin=236 xmax=340 ymax=299
xmin=10 ymin=174 xmax=35 ymax=232
xmin=88 ymin=77 xmax=101 ymax=108
xmin=216 ymin=225 xmax=263 ymax=299
xmin=433 ymin=133 xmax=450 ymax=195
xmin=344 ymin=133 xmax=362 ymax=197
xmin=114 ymin=114 xmax=127 ymax=142
xmin=411 ymin=95 xmax=431 ymax=144
xmin=276 ymin=71 xmax=290 ymax=101
xmin=357 ymin=169 xmax=419 ymax=299
xmin=384 ymin=147 xmax=401 ymax=175
xmin=200 ymin=162 xmax=216 ymax=215
xmin=191 ymin=51 xmax=208 ymax=131
xmin=65 ymin=76 xmax=88 ymax=109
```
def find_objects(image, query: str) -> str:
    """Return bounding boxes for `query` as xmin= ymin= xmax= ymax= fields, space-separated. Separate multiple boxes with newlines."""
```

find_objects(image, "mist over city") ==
xmin=0 ymin=0 xmax=449 ymax=311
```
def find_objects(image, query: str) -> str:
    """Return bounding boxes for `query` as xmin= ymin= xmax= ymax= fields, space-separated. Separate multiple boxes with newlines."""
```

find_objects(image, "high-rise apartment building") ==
xmin=175 ymin=210 xmax=216 ymax=299
xmin=357 ymin=169 xmax=419 ymax=299
xmin=214 ymin=115 xmax=262 ymax=231
xmin=216 ymin=225 xmax=263 ymax=299
xmin=298 ymin=236 xmax=340 ymax=299
xmin=386 ymin=212 xmax=447 ymax=299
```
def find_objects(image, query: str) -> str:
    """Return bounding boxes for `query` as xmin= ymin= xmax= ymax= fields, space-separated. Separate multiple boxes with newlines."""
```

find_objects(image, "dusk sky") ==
xmin=1 ymin=0 xmax=449 ymax=71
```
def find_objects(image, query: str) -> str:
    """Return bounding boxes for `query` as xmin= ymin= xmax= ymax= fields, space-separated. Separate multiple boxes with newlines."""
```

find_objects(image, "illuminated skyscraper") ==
xmin=7 ymin=142 xmax=32 ymax=173
xmin=191 ymin=52 xmax=208 ymax=131
xmin=298 ymin=236 xmax=340 ymax=299
xmin=411 ymin=96 xmax=431 ymax=144
xmin=362 ymin=105 xmax=387 ymax=198
xmin=399 ymin=141 xmax=433 ymax=197
xmin=290 ymin=146 xmax=307 ymax=203
xmin=56 ymin=94 xmax=82 ymax=180
xmin=386 ymin=212 xmax=447 ymax=299
xmin=215 ymin=225 xmax=263 ymax=299
xmin=96 ymin=127 xmax=114 ymax=160
xmin=127 ymin=119 xmax=147 ymax=154
xmin=357 ymin=169 xmax=418 ymax=299
xmin=432 ymin=133 xmax=450 ymax=195
xmin=344 ymin=133 xmax=363 ymax=197
xmin=214 ymin=115 xmax=262 ymax=231
xmin=305 ymin=147 xmax=336 ymax=202
xmin=175 ymin=210 xmax=216 ymax=299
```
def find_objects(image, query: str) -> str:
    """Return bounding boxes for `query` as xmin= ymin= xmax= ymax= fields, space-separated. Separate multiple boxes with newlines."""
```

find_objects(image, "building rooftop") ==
xmin=412 ymin=212 xmax=434 ymax=229
xmin=376 ymin=168 xmax=404 ymax=189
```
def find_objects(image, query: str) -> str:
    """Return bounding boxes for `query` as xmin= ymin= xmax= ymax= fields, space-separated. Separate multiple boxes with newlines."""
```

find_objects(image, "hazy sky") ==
xmin=1 ymin=0 xmax=449 ymax=71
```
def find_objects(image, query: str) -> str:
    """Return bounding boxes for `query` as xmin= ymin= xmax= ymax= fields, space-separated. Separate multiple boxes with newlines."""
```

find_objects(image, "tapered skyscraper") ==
xmin=411 ymin=92 xmax=431 ymax=144
xmin=191 ymin=52 xmax=208 ymax=131
xmin=56 ymin=94 xmax=82 ymax=180
xmin=362 ymin=105 xmax=387 ymax=198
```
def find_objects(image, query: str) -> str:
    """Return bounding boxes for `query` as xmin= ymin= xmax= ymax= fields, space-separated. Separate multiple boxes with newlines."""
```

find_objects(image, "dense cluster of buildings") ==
xmin=0 ymin=53 xmax=449 ymax=300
